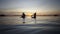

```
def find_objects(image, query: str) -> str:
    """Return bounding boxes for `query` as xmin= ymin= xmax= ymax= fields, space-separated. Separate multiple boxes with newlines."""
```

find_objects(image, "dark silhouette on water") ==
xmin=32 ymin=13 xmax=36 ymax=19
xmin=34 ymin=13 xmax=36 ymax=19
xmin=54 ymin=15 xmax=58 ymax=16
xmin=0 ymin=14 xmax=6 ymax=16
xmin=32 ymin=12 xmax=36 ymax=24
xmin=21 ymin=12 xmax=26 ymax=24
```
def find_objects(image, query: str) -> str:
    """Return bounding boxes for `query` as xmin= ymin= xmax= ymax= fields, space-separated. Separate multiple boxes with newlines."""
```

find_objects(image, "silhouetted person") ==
xmin=32 ymin=12 xmax=36 ymax=24
xmin=32 ymin=13 xmax=36 ymax=19
xmin=34 ymin=13 xmax=36 ymax=19
xmin=21 ymin=12 xmax=26 ymax=24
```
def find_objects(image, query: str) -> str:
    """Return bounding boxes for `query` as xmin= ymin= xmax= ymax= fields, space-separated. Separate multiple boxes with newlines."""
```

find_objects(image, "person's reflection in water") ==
xmin=32 ymin=12 xmax=36 ymax=24
xmin=21 ymin=12 xmax=26 ymax=24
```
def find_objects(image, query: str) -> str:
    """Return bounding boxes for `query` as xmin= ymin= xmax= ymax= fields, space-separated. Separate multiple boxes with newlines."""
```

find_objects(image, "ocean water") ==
xmin=0 ymin=16 xmax=60 ymax=25
xmin=0 ymin=16 xmax=60 ymax=34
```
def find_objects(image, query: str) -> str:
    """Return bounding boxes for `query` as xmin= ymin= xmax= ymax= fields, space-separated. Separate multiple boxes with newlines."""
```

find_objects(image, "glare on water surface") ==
xmin=0 ymin=16 xmax=60 ymax=25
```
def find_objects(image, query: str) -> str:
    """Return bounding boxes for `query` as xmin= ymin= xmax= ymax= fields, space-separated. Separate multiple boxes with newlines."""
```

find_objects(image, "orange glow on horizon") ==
xmin=26 ymin=12 xmax=32 ymax=16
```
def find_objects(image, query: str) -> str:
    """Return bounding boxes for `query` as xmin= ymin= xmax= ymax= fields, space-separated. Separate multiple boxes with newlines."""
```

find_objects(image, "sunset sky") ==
xmin=0 ymin=0 xmax=60 ymax=15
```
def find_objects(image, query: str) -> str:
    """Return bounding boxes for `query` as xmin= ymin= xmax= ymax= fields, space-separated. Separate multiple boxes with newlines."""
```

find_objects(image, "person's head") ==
xmin=34 ymin=12 xmax=36 ymax=14
xmin=22 ymin=12 xmax=25 ymax=14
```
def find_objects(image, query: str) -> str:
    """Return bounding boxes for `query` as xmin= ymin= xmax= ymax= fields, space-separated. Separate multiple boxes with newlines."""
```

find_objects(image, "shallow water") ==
xmin=0 ymin=16 xmax=60 ymax=34
xmin=0 ymin=16 xmax=60 ymax=25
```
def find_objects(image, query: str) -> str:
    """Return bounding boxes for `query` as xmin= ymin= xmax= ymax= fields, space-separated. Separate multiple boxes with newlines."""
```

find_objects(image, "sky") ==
xmin=0 ymin=0 xmax=60 ymax=15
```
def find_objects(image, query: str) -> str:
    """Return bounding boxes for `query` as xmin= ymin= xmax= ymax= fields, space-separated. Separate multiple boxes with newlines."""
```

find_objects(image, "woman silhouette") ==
xmin=32 ymin=13 xmax=36 ymax=19
xmin=34 ymin=13 xmax=36 ymax=19
xmin=32 ymin=12 xmax=36 ymax=24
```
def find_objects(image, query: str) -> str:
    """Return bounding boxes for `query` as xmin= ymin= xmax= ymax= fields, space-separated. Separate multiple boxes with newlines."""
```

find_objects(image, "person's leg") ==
xmin=34 ymin=18 xmax=36 ymax=24
xmin=23 ymin=18 xmax=25 ymax=24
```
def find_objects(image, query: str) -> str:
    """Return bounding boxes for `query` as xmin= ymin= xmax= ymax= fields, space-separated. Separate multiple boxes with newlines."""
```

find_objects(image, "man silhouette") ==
xmin=21 ymin=12 xmax=26 ymax=24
